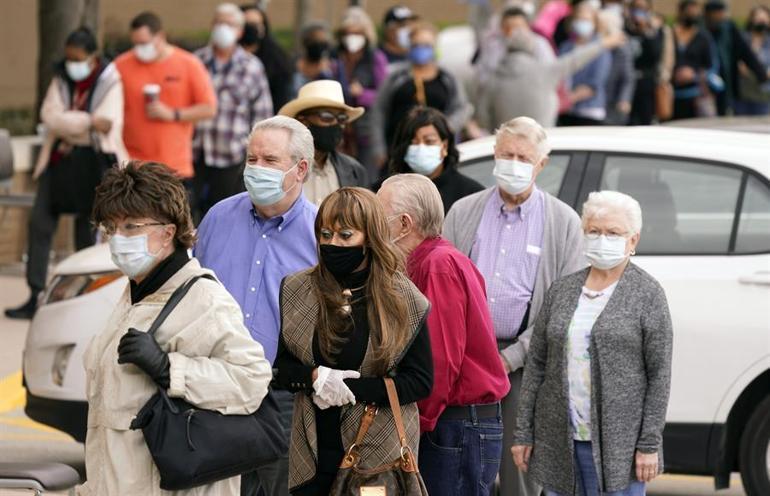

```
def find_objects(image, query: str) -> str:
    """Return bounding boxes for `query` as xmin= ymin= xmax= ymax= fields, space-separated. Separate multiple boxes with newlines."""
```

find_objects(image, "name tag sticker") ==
xmin=527 ymin=245 xmax=542 ymax=256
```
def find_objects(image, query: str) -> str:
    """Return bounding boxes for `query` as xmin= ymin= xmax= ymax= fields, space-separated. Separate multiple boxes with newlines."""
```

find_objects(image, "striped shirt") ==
xmin=567 ymin=282 xmax=618 ymax=441
xmin=471 ymin=187 xmax=545 ymax=340
xmin=193 ymin=45 xmax=273 ymax=168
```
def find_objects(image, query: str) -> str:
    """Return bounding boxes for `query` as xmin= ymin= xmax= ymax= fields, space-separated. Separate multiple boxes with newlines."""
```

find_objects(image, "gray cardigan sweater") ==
xmin=513 ymin=264 xmax=673 ymax=494
xmin=443 ymin=187 xmax=586 ymax=372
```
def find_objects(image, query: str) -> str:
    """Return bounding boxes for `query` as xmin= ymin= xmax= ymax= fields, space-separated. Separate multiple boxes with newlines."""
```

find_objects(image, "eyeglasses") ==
xmin=304 ymin=110 xmax=349 ymax=125
xmin=99 ymin=222 xmax=167 ymax=238
xmin=584 ymin=231 xmax=629 ymax=242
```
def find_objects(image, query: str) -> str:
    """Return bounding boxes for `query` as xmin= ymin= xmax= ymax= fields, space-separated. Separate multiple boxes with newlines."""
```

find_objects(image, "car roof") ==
xmin=458 ymin=126 xmax=770 ymax=178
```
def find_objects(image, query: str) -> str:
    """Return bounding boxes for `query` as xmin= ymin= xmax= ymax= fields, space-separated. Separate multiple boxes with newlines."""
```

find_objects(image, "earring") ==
xmin=630 ymin=250 xmax=636 ymax=256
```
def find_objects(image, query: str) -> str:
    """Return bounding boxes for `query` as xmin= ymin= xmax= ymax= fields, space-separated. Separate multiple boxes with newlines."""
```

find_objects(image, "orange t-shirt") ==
xmin=115 ymin=47 xmax=216 ymax=178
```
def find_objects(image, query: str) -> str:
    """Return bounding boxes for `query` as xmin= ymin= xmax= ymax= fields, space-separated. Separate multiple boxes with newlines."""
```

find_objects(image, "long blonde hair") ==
xmin=312 ymin=187 xmax=409 ymax=373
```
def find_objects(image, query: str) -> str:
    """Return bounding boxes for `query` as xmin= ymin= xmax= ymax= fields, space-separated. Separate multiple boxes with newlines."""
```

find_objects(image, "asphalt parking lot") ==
xmin=0 ymin=274 xmax=747 ymax=495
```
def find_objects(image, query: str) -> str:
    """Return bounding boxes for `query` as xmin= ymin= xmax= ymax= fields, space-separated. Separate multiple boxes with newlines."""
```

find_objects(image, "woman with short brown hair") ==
xmin=81 ymin=161 xmax=272 ymax=495
xmin=274 ymin=186 xmax=433 ymax=495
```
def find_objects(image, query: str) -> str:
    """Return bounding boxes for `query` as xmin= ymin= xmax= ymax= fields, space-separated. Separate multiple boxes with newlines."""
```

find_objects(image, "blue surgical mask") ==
xmin=405 ymin=144 xmax=443 ymax=176
xmin=109 ymin=234 xmax=160 ymax=279
xmin=409 ymin=44 xmax=435 ymax=65
xmin=573 ymin=19 xmax=596 ymax=39
xmin=243 ymin=162 xmax=299 ymax=207
xmin=65 ymin=60 xmax=92 ymax=82
xmin=493 ymin=158 xmax=534 ymax=195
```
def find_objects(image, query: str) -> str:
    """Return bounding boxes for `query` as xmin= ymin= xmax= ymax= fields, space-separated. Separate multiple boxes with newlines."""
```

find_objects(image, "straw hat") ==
xmin=278 ymin=80 xmax=365 ymax=123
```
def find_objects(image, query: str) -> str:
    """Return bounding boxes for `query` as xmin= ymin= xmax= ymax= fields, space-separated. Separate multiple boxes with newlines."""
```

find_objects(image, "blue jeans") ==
xmin=546 ymin=441 xmax=645 ymax=496
xmin=418 ymin=405 xmax=503 ymax=496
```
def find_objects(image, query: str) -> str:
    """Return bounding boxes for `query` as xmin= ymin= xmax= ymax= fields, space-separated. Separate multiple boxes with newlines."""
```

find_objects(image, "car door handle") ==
xmin=739 ymin=271 xmax=770 ymax=286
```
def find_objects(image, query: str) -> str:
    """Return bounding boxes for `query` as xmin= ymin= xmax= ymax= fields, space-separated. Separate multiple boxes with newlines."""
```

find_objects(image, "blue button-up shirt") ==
xmin=194 ymin=192 xmax=318 ymax=363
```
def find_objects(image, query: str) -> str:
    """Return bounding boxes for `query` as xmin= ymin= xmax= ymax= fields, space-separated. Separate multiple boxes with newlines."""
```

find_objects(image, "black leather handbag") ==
xmin=129 ymin=275 xmax=287 ymax=491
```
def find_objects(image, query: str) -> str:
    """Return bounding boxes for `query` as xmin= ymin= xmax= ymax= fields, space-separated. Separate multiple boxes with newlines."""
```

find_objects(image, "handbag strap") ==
xmin=384 ymin=377 xmax=408 ymax=450
xmin=147 ymin=274 xmax=216 ymax=336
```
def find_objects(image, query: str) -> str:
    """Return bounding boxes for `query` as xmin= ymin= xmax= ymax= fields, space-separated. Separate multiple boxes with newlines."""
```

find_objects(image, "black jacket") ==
xmin=329 ymin=150 xmax=369 ymax=188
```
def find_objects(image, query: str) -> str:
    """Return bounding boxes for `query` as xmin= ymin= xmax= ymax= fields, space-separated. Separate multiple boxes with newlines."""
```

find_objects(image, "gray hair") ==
xmin=249 ymin=116 xmax=315 ymax=165
xmin=381 ymin=174 xmax=444 ymax=238
xmin=581 ymin=190 xmax=643 ymax=234
xmin=495 ymin=116 xmax=551 ymax=161
xmin=215 ymin=2 xmax=245 ymax=27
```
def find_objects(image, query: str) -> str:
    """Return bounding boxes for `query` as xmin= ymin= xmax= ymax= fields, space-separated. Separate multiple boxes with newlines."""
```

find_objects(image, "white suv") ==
xmin=22 ymin=126 xmax=770 ymax=494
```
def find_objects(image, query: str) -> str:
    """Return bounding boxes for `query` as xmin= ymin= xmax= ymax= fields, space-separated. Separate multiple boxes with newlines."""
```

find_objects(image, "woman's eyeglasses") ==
xmin=98 ymin=222 xmax=166 ymax=238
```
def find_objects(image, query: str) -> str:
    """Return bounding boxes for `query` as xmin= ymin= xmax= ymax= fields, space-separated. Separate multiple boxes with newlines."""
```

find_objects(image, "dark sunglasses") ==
xmin=304 ymin=110 xmax=349 ymax=125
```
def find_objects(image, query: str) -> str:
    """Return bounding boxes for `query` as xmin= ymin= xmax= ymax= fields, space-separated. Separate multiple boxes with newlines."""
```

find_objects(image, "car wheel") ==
xmin=739 ymin=395 xmax=770 ymax=496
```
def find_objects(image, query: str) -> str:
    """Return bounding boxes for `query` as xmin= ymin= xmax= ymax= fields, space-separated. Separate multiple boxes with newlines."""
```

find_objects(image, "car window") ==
xmin=599 ymin=155 xmax=742 ymax=254
xmin=735 ymin=174 xmax=770 ymax=253
xmin=458 ymin=154 xmax=571 ymax=197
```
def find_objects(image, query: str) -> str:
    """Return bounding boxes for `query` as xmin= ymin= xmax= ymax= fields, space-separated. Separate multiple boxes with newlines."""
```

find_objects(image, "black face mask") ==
xmin=320 ymin=244 xmax=366 ymax=280
xmin=680 ymin=16 xmax=700 ymax=28
xmin=308 ymin=124 xmax=343 ymax=153
xmin=751 ymin=23 xmax=769 ymax=34
xmin=305 ymin=41 xmax=330 ymax=62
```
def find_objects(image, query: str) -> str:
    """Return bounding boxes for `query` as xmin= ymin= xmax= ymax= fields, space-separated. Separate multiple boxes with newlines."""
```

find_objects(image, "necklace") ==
xmin=341 ymin=284 xmax=366 ymax=315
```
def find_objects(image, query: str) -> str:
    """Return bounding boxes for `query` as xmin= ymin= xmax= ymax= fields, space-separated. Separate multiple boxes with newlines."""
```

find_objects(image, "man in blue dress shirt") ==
xmin=195 ymin=115 xmax=318 ymax=496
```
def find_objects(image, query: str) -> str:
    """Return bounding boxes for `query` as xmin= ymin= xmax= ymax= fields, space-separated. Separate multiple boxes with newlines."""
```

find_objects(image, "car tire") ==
xmin=739 ymin=395 xmax=770 ymax=496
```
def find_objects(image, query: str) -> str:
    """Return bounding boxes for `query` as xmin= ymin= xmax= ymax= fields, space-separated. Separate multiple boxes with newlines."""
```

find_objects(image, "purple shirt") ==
xmin=471 ymin=187 xmax=545 ymax=340
xmin=194 ymin=192 xmax=318 ymax=363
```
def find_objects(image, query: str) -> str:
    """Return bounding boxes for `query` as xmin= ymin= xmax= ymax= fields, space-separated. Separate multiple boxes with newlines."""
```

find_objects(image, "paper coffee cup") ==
xmin=143 ymin=84 xmax=161 ymax=103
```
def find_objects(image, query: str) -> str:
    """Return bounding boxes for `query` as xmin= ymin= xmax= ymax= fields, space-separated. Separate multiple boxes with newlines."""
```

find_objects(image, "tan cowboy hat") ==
xmin=278 ymin=80 xmax=365 ymax=123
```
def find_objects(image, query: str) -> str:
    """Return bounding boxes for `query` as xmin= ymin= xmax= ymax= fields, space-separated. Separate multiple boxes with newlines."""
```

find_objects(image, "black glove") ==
xmin=117 ymin=328 xmax=171 ymax=389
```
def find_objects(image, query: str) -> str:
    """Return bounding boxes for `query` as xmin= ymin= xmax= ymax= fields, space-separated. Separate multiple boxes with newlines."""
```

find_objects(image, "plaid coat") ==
xmin=279 ymin=269 xmax=429 ymax=491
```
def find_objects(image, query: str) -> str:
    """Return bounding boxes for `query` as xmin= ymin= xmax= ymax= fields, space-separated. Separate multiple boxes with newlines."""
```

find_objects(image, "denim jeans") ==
xmin=545 ymin=441 xmax=646 ymax=496
xmin=419 ymin=405 xmax=503 ymax=496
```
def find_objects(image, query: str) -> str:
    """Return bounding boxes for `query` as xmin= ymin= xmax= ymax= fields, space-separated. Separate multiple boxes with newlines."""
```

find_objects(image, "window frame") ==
xmin=579 ymin=151 xmax=770 ymax=256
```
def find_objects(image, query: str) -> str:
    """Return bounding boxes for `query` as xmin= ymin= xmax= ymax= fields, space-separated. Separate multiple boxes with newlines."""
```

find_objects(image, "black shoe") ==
xmin=4 ymin=294 xmax=39 ymax=320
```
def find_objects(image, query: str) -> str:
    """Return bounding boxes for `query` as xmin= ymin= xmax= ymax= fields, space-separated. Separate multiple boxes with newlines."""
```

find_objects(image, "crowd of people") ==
xmin=11 ymin=0 xmax=765 ymax=494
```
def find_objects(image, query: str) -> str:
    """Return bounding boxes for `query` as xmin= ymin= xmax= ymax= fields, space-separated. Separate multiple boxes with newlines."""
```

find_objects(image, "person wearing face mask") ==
xmin=735 ymin=5 xmax=770 ymax=115
xmin=5 ymin=27 xmax=127 ymax=320
xmin=371 ymin=22 xmax=473 ymax=173
xmin=476 ymin=7 xmax=625 ymax=129
xmin=443 ymin=117 xmax=585 ymax=496
xmin=703 ymin=0 xmax=769 ymax=116
xmin=279 ymin=80 xmax=369 ymax=206
xmin=600 ymin=2 xmax=637 ymax=125
xmin=377 ymin=174 xmax=510 ymax=495
xmin=292 ymin=21 xmax=335 ymax=97
xmin=240 ymin=4 xmax=294 ymax=110
xmin=379 ymin=5 xmax=418 ymax=64
xmin=626 ymin=0 xmax=668 ymax=125
xmin=671 ymin=0 xmax=715 ymax=119
xmin=557 ymin=0 xmax=615 ymax=125
xmin=381 ymin=106 xmax=483 ymax=212
xmin=193 ymin=116 xmax=318 ymax=496
xmin=273 ymin=187 xmax=433 ymax=496
xmin=511 ymin=190 xmax=673 ymax=496
xmin=83 ymin=161 xmax=273 ymax=496
xmin=114 ymin=11 xmax=216 ymax=183
xmin=192 ymin=3 xmax=273 ymax=220
xmin=331 ymin=7 xmax=388 ymax=176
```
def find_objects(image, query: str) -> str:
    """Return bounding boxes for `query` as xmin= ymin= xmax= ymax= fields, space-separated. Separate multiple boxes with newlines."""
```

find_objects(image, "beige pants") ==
xmin=498 ymin=368 xmax=542 ymax=496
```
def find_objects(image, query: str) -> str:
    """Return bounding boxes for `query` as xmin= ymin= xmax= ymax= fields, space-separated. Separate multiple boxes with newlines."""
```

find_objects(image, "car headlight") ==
xmin=52 ymin=344 xmax=75 ymax=387
xmin=44 ymin=271 xmax=123 ymax=305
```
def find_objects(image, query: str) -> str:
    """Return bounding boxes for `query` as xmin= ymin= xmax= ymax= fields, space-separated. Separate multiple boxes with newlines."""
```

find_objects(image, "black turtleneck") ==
xmin=129 ymin=247 xmax=190 ymax=304
xmin=432 ymin=166 xmax=485 ymax=213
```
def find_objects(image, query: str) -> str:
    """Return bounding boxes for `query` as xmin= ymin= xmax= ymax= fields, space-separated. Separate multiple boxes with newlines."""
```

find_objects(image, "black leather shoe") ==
xmin=4 ymin=294 xmax=39 ymax=320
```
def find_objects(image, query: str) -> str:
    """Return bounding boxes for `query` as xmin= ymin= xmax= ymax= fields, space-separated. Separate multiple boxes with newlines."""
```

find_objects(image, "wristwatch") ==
xmin=173 ymin=109 xmax=181 ymax=122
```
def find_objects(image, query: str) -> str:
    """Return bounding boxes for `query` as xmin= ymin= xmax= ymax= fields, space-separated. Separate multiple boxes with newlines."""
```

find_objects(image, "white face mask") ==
xmin=211 ymin=23 xmax=238 ymax=49
xmin=396 ymin=26 xmax=411 ymax=49
xmin=109 ymin=233 xmax=162 ymax=279
xmin=404 ymin=144 xmax=443 ymax=176
xmin=65 ymin=60 xmax=92 ymax=82
xmin=343 ymin=33 xmax=367 ymax=53
xmin=573 ymin=19 xmax=596 ymax=39
xmin=493 ymin=158 xmax=534 ymax=195
xmin=134 ymin=42 xmax=159 ymax=63
xmin=584 ymin=234 xmax=629 ymax=269
xmin=243 ymin=162 xmax=299 ymax=206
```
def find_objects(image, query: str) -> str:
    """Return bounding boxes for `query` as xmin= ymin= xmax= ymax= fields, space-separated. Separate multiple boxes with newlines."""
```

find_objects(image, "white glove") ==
xmin=312 ymin=366 xmax=360 ymax=408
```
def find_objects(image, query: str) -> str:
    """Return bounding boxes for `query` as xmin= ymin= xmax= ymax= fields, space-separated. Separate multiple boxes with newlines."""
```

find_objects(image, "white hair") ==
xmin=495 ymin=116 xmax=551 ymax=161
xmin=340 ymin=6 xmax=378 ymax=46
xmin=215 ymin=3 xmax=245 ymax=27
xmin=381 ymin=174 xmax=444 ymax=238
xmin=581 ymin=190 xmax=643 ymax=234
xmin=249 ymin=116 xmax=315 ymax=165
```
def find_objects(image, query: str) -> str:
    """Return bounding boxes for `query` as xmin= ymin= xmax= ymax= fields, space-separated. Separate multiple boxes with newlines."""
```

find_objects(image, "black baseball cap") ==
xmin=383 ymin=5 xmax=417 ymax=25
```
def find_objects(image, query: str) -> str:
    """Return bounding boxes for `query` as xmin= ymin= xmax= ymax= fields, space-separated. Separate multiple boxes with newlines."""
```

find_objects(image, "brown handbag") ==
xmin=655 ymin=82 xmax=674 ymax=121
xmin=329 ymin=378 xmax=428 ymax=496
